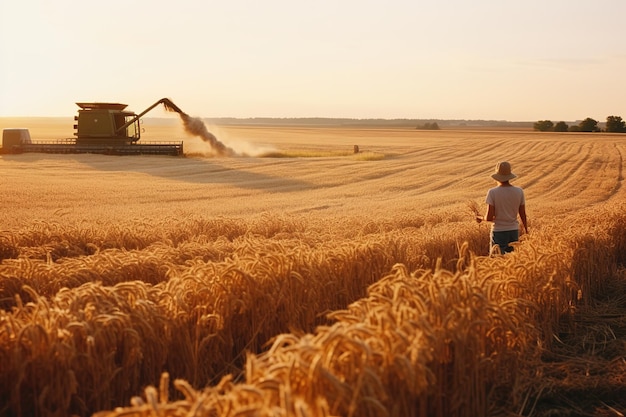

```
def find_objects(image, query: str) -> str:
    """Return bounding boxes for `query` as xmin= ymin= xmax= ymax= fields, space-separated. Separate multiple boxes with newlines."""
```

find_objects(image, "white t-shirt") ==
xmin=485 ymin=185 xmax=525 ymax=232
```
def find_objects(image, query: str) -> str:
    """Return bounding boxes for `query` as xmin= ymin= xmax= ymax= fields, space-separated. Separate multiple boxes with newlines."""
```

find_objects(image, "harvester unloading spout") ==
xmin=115 ymin=98 xmax=185 ymax=135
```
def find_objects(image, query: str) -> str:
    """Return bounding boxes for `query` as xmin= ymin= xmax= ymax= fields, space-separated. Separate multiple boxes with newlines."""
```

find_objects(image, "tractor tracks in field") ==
xmin=521 ymin=140 xmax=624 ymax=210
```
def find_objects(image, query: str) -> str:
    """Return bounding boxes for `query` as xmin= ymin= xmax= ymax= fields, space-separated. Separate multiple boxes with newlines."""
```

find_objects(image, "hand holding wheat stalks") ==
xmin=466 ymin=200 xmax=484 ymax=223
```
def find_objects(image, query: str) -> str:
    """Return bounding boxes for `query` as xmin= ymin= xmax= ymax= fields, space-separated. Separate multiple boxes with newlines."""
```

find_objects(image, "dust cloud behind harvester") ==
xmin=161 ymin=99 xmax=236 ymax=156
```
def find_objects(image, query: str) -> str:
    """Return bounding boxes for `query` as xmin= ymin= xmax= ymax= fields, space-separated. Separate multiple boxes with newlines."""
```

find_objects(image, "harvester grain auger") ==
xmin=1 ymin=98 xmax=187 ymax=156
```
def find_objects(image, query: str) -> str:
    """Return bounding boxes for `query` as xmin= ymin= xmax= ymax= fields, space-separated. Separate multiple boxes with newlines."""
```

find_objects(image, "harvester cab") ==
xmin=74 ymin=102 xmax=140 ymax=145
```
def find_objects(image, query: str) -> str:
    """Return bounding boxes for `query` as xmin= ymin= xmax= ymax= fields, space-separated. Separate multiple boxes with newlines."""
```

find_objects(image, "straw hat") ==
xmin=491 ymin=161 xmax=517 ymax=182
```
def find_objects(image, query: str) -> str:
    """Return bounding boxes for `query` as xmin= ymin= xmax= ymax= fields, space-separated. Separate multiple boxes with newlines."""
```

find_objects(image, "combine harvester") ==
xmin=1 ymin=98 xmax=188 ymax=156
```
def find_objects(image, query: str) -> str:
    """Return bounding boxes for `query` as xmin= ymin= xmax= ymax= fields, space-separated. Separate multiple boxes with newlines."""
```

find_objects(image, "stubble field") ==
xmin=1 ymin=119 xmax=625 ymax=416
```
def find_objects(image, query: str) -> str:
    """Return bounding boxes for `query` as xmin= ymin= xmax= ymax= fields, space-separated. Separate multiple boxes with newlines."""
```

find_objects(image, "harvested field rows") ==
xmin=1 ymin=125 xmax=623 ymax=228
xmin=0 ymin=121 xmax=625 ymax=416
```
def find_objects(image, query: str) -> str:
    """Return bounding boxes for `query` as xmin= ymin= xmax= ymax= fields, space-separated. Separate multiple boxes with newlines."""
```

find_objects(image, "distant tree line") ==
xmin=204 ymin=117 xmax=536 ymax=128
xmin=534 ymin=116 xmax=626 ymax=133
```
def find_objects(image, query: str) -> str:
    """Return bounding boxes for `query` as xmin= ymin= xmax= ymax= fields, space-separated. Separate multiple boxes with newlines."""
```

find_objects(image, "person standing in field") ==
xmin=476 ymin=161 xmax=528 ymax=255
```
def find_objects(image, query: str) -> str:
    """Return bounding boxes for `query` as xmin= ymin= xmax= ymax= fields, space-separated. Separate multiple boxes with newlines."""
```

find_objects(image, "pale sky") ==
xmin=1 ymin=0 xmax=624 ymax=121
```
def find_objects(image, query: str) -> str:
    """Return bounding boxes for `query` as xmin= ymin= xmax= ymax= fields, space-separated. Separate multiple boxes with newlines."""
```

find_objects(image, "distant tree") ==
xmin=605 ymin=115 xmax=626 ymax=133
xmin=578 ymin=117 xmax=600 ymax=132
xmin=569 ymin=125 xmax=581 ymax=132
xmin=553 ymin=121 xmax=569 ymax=132
xmin=533 ymin=120 xmax=554 ymax=131
xmin=416 ymin=122 xmax=440 ymax=130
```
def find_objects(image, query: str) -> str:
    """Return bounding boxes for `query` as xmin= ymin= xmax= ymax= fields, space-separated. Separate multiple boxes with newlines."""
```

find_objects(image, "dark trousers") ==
xmin=491 ymin=229 xmax=519 ymax=254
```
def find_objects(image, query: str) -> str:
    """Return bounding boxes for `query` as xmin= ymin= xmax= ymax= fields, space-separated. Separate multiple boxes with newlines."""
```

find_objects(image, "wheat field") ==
xmin=1 ymin=119 xmax=625 ymax=416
